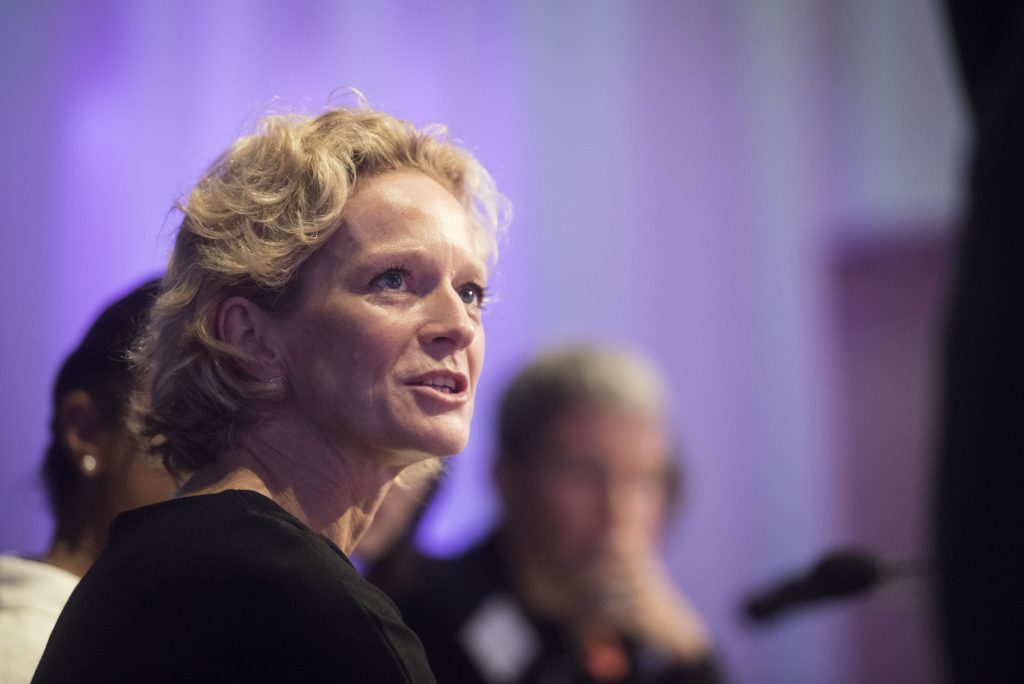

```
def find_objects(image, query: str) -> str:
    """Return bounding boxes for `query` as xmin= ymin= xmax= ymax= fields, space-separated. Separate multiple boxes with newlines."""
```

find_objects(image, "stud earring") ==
xmin=82 ymin=454 xmax=98 ymax=474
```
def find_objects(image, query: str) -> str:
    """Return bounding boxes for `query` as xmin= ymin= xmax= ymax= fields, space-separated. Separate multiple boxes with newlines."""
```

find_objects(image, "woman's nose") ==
xmin=420 ymin=286 xmax=477 ymax=351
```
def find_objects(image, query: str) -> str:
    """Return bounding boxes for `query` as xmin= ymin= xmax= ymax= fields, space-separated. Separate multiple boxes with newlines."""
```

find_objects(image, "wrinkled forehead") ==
xmin=329 ymin=169 xmax=491 ymax=265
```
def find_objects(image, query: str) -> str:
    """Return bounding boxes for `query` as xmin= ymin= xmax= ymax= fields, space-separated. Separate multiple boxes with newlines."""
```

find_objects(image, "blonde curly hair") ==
xmin=132 ymin=105 xmax=509 ymax=476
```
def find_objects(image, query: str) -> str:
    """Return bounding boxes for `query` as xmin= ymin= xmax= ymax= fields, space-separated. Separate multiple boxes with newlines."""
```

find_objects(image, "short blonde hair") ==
xmin=132 ymin=105 xmax=510 ymax=475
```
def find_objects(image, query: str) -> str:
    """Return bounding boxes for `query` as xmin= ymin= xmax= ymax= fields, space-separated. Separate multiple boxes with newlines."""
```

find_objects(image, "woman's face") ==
xmin=278 ymin=170 xmax=489 ymax=466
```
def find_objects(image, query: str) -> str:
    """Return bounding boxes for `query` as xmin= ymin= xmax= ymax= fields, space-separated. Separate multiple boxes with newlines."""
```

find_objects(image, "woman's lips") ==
xmin=406 ymin=370 xmax=469 ymax=396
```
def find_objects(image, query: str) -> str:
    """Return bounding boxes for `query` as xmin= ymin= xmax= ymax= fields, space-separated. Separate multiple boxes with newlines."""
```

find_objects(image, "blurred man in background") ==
xmin=383 ymin=346 xmax=722 ymax=683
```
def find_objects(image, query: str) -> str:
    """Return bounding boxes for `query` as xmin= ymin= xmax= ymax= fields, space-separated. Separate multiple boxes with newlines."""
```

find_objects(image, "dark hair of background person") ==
xmin=41 ymin=278 xmax=161 ymax=531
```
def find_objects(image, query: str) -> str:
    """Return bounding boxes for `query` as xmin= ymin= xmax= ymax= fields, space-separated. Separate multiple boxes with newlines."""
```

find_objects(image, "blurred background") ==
xmin=0 ymin=1 xmax=965 ymax=682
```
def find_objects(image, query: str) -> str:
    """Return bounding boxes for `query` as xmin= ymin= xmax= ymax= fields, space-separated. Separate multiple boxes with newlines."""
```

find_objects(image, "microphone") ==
xmin=742 ymin=548 xmax=909 ymax=624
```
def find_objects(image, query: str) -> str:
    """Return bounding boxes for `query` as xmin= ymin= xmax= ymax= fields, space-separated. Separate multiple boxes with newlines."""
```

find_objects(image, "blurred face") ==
xmin=278 ymin=170 xmax=488 ymax=466
xmin=503 ymin=405 xmax=673 ymax=575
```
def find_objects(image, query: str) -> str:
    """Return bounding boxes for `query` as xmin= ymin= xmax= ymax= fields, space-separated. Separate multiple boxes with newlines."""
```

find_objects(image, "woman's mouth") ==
xmin=407 ymin=371 xmax=469 ymax=396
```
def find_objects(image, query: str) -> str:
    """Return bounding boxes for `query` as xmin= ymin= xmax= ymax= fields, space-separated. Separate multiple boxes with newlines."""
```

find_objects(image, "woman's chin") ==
xmin=413 ymin=420 xmax=471 ymax=458
xmin=395 ymin=458 xmax=444 ymax=487
xmin=422 ymin=437 xmax=469 ymax=461
xmin=386 ymin=427 xmax=469 ymax=467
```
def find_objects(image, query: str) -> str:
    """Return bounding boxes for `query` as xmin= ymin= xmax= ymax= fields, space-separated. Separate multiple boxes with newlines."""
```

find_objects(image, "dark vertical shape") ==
xmin=938 ymin=2 xmax=1024 ymax=681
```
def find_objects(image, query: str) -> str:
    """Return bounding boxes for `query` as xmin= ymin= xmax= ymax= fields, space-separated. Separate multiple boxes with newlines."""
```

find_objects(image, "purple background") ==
xmin=0 ymin=2 xmax=965 ymax=682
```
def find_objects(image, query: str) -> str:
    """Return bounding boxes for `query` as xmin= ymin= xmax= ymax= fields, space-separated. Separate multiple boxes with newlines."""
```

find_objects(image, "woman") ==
xmin=32 ymin=104 xmax=509 ymax=683
xmin=1 ymin=280 xmax=174 ymax=683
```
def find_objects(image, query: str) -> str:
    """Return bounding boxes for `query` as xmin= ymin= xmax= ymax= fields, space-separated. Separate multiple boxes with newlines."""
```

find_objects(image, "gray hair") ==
xmin=497 ymin=345 xmax=671 ymax=462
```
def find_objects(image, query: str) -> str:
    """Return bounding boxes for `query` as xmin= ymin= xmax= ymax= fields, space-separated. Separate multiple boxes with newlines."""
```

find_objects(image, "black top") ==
xmin=381 ymin=532 xmax=724 ymax=684
xmin=32 ymin=490 xmax=437 ymax=683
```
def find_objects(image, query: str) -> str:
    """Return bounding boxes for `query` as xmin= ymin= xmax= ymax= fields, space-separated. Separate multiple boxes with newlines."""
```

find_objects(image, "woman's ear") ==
xmin=58 ymin=389 xmax=105 ymax=476
xmin=215 ymin=296 xmax=285 ymax=382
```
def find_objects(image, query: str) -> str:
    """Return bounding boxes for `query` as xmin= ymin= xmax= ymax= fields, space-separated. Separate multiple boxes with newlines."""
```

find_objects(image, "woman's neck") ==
xmin=44 ymin=535 xmax=101 ymax=578
xmin=44 ymin=494 xmax=111 ymax=577
xmin=180 ymin=415 xmax=405 ymax=555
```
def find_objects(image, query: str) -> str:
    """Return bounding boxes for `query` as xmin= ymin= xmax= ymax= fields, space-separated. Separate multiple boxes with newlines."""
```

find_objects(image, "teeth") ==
xmin=422 ymin=377 xmax=457 ymax=393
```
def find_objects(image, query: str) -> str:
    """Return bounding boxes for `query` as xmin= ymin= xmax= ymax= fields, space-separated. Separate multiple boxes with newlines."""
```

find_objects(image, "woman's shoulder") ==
xmin=113 ymin=490 xmax=316 ymax=544
xmin=63 ymin=491 xmax=435 ymax=680
xmin=118 ymin=491 xmax=387 ymax=618
xmin=120 ymin=490 xmax=350 ymax=574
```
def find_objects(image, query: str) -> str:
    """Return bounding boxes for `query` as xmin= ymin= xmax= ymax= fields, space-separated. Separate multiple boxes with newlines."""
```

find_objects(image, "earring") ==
xmin=81 ymin=454 xmax=98 ymax=474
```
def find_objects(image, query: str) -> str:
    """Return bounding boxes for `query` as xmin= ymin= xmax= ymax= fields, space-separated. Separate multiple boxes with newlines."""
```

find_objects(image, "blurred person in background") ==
xmin=0 ymin=279 xmax=175 ymax=683
xmin=33 ymin=103 xmax=508 ymax=683
xmin=386 ymin=346 xmax=723 ymax=683
xmin=938 ymin=2 xmax=1024 ymax=681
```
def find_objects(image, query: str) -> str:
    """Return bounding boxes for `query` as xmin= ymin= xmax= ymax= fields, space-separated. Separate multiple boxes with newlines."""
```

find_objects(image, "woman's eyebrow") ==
xmin=356 ymin=245 xmax=432 ymax=263
xmin=354 ymin=244 xmax=487 ymax=274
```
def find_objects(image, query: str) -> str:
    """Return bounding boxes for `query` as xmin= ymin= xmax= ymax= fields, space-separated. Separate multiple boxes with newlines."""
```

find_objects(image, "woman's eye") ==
xmin=372 ymin=269 xmax=407 ymax=291
xmin=458 ymin=284 xmax=486 ymax=307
